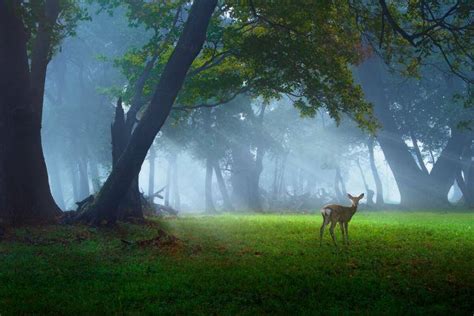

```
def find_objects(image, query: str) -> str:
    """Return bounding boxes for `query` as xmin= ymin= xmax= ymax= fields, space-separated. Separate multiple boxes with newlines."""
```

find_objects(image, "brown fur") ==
xmin=320 ymin=193 xmax=364 ymax=246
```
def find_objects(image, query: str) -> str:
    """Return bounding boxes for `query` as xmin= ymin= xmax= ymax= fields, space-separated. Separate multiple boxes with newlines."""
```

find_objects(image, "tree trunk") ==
xmin=456 ymin=143 xmax=474 ymax=207
xmin=271 ymin=156 xmax=280 ymax=204
xmin=213 ymin=159 xmax=234 ymax=211
xmin=205 ymin=157 xmax=216 ymax=213
xmin=251 ymin=104 xmax=266 ymax=211
xmin=337 ymin=166 xmax=347 ymax=196
xmin=171 ymin=155 xmax=181 ymax=209
xmin=410 ymin=131 xmax=430 ymax=175
xmin=334 ymin=169 xmax=343 ymax=202
xmin=334 ymin=166 xmax=346 ymax=202
xmin=165 ymin=158 xmax=172 ymax=207
xmin=368 ymin=137 xmax=384 ymax=205
xmin=0 ymin=1 xmax=61 ymax=226
xmin=278 ymin=154 xmax=288 ymax=201
xmin=110 ymin=98 xmax=143 ymax=220
xmin=248 ymin=171 xmax=263 ymax=211
xmin=77 ymin=157 xmax=90 ymax=200
xmin=70 ymin=160 xmax=80 ymax=202
xmin=456 ymin=157 xmax=474 ymax=207
xmin=358 ymin=57 xmax=425 ymax=207
xmin=356 ymin=159 xmax=373 ymax=206
xmin=229 ymin=103 xmax=265 ymax=212
xmin=230 ymin=144 xmax=260 ymax=211
xmin=89 ymin=158 xmax=101 ymax=193
xmin=49 ymin=157 xmax=65 ymax=210
xmin=148 ymin=146 xmax=156 ymax=198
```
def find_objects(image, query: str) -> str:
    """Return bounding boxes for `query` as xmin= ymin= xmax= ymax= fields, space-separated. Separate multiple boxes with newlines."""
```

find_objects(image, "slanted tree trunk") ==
xmin=456 ymin=143 xmax=474 ymax=207
xmin=428 ymin=129 xmax=469 ymax=203
xmin=410 ymin=131 xmax=430 ymax=175
xmin=367 ymin=137 xmax=384 ymax=206
xmin=105 ymin=4 xmax=184 ymax=219
xmin=213 ymin=159 xmax=234 ymax=211
xmin=101 ymin=3 xmax=184 ymax=220
xmin=205 ymin=157 xmax=216 ymax=213
xmin=356 ymin=159 xmax=374 ymax=206
xmin=0 ymin=1 xmax=61 ymax=226
xmin=80 ymin=0 xmax=217 ymax=224
xmin=358 ymin=56 xmax=427 ymax=207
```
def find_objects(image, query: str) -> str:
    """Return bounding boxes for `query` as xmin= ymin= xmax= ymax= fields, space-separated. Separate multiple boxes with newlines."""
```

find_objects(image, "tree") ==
xmin=358 ymin=54 xmax=471 ymax=207
xmin=43 ymin=4 xmax=147 ymax=210
xmin=79 ymin=0 xmax=218 ymax=224
xmin=367 ymin=137 xmax=384 ymax=205
xmin=351 ymin=0 xmax=473 ymax=84
xmin=79 ymin=0 xmax=388 ymax=221
xmin=0 ymin=0 xmax=83 ymax=225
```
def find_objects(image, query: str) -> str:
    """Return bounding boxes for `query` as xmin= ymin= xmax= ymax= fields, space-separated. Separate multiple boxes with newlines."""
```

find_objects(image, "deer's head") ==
xmin=347 ymin=193 xmax=364 ymax=207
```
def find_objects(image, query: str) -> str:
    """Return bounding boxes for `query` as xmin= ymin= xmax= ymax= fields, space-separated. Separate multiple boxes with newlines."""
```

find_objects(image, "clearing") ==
xmin=0 ymin=211 xmax=473 ymax=314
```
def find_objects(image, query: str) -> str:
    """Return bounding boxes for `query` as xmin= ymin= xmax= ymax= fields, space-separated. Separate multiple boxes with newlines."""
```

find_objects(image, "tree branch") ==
xmin=172 ymin=86 xmax=250 ymax=111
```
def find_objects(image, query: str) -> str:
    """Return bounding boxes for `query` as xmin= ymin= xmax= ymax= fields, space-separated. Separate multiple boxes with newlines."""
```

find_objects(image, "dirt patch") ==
xmin=122 ymin=229 xmax=183 ymax=252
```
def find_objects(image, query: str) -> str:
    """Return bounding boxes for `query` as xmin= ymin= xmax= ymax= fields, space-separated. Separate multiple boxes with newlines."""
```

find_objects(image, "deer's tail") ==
xmin=321 ymin=207 xmax=333 ymax=218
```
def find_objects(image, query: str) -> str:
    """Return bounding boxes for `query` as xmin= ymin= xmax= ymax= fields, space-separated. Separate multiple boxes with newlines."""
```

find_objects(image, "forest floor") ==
xmin=0 ymin=211 xmax=473 ymax=315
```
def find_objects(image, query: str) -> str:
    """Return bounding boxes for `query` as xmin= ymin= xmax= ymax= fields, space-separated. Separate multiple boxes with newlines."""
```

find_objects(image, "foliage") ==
xmin=0 ymin=212 xmax=473 ymax=314
xmin=350 ymin=0 xmax=474 ymax=83
xmin=105 ymin=0 xmax=378 ymax=131
xmin=18 ymin=0 xmax=90 ymax=57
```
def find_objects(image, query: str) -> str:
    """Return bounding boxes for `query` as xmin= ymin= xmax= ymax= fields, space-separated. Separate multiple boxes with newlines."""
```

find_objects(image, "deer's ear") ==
xmin=347 ymin=193 xmax=353 ymax=199
xmin=359 ymin=193 xmax=365 ymax=199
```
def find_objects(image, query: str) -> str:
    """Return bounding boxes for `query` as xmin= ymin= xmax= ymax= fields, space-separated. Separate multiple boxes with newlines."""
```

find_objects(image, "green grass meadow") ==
xmin=0 ymin=211 xmax=473 ymax=315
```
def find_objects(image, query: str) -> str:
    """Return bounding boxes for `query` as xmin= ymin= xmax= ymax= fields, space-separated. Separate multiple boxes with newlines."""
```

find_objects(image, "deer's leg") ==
xmin=344 ymin=222 xmax=349 ymax=245
xmin=319 ymin=215 xmax=329 ymax=246
xmin=329 ymin=221 xmax=337 ymax=246
xmin=339 ymin=222 xmax=346 ymax=245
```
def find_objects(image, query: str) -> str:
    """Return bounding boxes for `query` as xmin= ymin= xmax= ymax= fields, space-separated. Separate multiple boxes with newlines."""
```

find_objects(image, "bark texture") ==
xmin=110 ymin=98 xmax=142 ymax=220
xmin=0 ymin=1 xmax=61 ymax=226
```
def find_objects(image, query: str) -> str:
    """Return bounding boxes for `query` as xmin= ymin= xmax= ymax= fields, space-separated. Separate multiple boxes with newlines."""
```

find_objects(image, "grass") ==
xmin=0 ymin=211 xmax=473 ymax=315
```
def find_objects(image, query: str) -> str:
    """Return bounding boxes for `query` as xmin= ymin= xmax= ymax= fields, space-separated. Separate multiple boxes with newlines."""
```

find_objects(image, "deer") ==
xmin=319 ymin=193 xmax=364 ymax=246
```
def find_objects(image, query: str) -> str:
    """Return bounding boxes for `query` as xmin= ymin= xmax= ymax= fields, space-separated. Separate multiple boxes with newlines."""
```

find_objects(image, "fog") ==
xmin=40 ymin=3 xmax=470 ymax=214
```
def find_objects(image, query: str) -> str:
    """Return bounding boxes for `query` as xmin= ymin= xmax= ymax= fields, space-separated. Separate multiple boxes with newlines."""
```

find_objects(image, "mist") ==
xmin=39 ymin=4 xmax=469 ymax=214
xmin=2 ymin=1 xmax=473 ymax=314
